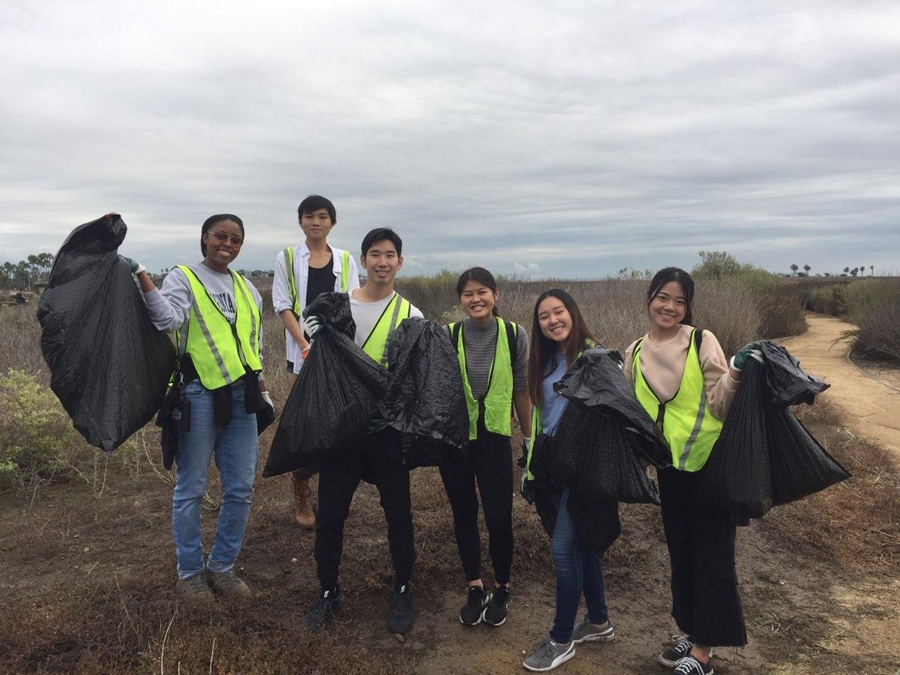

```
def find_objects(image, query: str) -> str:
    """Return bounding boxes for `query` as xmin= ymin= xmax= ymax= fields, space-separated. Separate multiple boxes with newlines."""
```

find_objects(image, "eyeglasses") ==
xmin=207 ymin=230 xmax=244 ymax=246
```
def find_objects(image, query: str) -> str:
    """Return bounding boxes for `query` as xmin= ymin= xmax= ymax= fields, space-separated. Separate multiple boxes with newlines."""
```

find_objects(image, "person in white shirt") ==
xmin=301 ymin=228 xmax=423 ymax=639
xmin=272 ymin=195 xmax=360 ymax=528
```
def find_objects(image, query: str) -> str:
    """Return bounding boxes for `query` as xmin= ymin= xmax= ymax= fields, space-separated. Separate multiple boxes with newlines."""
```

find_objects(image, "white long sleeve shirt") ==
xmin=273 ymin=243 xmax=361 ymax=373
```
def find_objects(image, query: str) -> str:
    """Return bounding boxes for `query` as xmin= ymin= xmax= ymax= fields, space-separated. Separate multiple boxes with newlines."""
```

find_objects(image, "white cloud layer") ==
xmin=1 ymin=0 xmax=898 ymax=277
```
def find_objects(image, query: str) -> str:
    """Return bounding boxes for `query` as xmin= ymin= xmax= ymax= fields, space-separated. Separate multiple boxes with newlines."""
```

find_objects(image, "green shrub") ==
xmin=0 ymin=369 xmax=93 ymax=485
xmin=806 ymin=284 xmax=848 ymax=316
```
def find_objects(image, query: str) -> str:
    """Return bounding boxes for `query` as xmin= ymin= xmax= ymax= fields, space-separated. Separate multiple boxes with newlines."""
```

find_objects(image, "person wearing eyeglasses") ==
xmin=123 ymin=214 xmax=272 ymax=607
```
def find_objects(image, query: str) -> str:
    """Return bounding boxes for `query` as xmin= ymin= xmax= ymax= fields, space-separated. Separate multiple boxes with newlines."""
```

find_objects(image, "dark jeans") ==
xmin=439 ymin=422 xmax=514 ymax=585
xmin=549 ymin=489 xmax=608 ymax=643
xmin=314 ymin=428 xmax=414 ymax=590
xmin=658 ymin=467 xmax=747 ymax=647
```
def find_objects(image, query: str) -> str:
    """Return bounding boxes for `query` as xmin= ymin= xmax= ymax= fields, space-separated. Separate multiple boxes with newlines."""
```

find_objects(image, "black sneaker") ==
xmin=386 ymin=584 xmax=414 ymax=637
xmin=673 ymin=655 xmax=714 ymax=675
xmin=659 ymin=639 xmax=693 ymax=667
xmin=303 ymin=586 xmax=341 ymax=633
xmin=482 ymin=586 xmax=509 ymax=627
xmin=459 ymin=585 xmax=490 ymax=626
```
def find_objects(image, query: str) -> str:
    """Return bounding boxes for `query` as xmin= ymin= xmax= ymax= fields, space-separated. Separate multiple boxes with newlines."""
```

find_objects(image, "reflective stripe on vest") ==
xmin=632 ymin=329 xmax=723 ymax=472
xmin=525 ymin=406 xmax=542 ymax=480
xmin=361 ymin=292 xmax=411 ymax=368
xmin=450 ymin=318 xmax=516 ymax=440
xmin=174 ymin=265 xmax=262 ymax=390
xmin=283 ymin=247 xmax=352 ymax=315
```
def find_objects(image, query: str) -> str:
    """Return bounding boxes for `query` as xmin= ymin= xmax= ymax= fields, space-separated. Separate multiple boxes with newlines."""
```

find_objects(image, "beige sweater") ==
xmin=622 ymin=324 xmax=739 ymax=422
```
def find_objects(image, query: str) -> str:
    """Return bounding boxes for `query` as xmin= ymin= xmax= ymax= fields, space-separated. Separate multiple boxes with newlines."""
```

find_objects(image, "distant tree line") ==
xmin=789 ymin=263 xmax=876 ymax=278
xmin=0 ymin=253 xmax=54 ymax=291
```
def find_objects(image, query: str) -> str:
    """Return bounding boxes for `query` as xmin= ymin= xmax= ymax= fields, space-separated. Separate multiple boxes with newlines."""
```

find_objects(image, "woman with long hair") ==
xmin=623 ymin=267 xmax=757 ymax=674
xmin=441 ymin=267 xmax=530 ymax=627
xmin=521 ymin=289 xmax=616 ymax=672
xmin=125 ymin=214 xmax=271 ymax=606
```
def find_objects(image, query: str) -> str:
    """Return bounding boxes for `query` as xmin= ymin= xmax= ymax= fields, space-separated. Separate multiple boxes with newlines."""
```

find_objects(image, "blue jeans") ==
xmin=550 ymin=489 xmax=609 ymax=643
xmin=172 ymin=380 xmax=259 ymax=580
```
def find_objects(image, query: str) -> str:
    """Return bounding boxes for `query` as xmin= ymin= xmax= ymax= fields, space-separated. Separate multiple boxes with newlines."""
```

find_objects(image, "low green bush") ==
xmin=0 ymin=369 xmax=94 ymax=486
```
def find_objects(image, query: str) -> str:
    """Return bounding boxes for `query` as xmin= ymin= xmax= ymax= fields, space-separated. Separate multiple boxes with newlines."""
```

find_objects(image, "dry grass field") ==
xmin=0 ymin=276 xmax=898 ymax=674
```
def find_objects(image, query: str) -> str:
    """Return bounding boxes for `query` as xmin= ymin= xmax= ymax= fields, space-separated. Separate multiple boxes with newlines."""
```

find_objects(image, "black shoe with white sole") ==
xmin=459 ymin=585 xmax=490 ymax=626
xmin=482 ymin=586 xmax=509 ymax=627
xmin=659 ymin=639 xmax=693 ymax=667
xmin=673 ymin=655 xmax=714 ymax=675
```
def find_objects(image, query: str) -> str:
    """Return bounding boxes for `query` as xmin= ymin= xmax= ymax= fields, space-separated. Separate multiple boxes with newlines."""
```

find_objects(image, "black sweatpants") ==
xmin=315 ymin=428 xmax=414 ymax=591
xmin=439 ymin=418 xmax=514 ymax=585
xmin=658 ymin=466 xmax=747 ymax=647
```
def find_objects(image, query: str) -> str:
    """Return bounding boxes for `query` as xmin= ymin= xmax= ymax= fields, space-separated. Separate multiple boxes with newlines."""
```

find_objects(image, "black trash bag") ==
xmin=555 ymin=348 xmax=669 ymax=468
xmin=767 ymin=405 xmax=850 ymax=506
xmin=701 ymin=358 xmax=774 ymax=518
xmin=263 ymin=321 xmax=388 ymax=477
xmin=759 ymin=341 xmax=830 ymax=407
xmin=703 ymin=351 xmax=849 ymax=518
xmin=382 ymin=317 xmax=468 ymax=469
xmin=36 ymin=214 xmax=175 ymax=452
xmin=301 ymin=291 xmax=356 ymax=338
xmin=569 ymin=404 xmax=661 ymax=505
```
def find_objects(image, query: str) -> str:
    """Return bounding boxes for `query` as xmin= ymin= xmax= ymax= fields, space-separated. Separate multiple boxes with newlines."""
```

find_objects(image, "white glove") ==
xmin=302 ymin=315 xmax=323 ymax=338
xmin=261 ymin=391 xmax=274 ymax=411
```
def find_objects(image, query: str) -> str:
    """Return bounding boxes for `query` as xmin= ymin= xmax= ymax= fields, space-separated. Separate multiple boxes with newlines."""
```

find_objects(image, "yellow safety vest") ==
xmin=283 ymin=247 xmax=352 ymax=315
xmin=174 ymin=265 xmax=261 ymax=390
xmin=361 ymin=292 xmax=411 ymax=368
xmin=632 ymin=329 xmax=723 ymax=472
xmin=450 ymin=318 xmax=518 ymax=440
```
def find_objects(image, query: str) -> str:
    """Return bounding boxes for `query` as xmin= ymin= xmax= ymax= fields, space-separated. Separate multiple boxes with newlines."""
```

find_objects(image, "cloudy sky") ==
xmin=2 ymin=0 xmax=898 ymax=278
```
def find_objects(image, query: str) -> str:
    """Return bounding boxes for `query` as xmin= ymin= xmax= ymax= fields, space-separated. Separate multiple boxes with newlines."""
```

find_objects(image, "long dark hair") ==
xmin=528 ymin=289 xmax=597 ymax=408
xmin=456 ymin=267 xmax=500 ymax=317
xmin=646 ymin=267 xmax=694 ymax=325
xmin=200 ymin=214 xmax=244 ymax=256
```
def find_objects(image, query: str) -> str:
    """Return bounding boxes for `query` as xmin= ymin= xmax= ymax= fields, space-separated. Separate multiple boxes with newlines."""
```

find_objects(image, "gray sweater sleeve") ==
xmin=513 ymin=324 xmax=529 ymax=392
xmin=142 ymin=269 xmax=192 ymax=333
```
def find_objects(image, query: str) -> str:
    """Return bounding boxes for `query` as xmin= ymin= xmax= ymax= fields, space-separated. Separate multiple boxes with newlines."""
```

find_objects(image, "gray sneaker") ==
xmin=207 ymin=569 xmax=251 ymax=599
xmin=523 ymin=639 xmax=575 ymax=672
xmin=571 ymin=614 xmax=615 ymax=644
xmin=175 ymin=573 xmax=215 ymax=607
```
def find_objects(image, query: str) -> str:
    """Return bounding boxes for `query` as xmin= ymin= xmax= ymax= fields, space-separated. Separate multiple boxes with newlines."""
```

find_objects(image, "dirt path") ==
xmin=778 ymin=313 xmax=900 ymax=456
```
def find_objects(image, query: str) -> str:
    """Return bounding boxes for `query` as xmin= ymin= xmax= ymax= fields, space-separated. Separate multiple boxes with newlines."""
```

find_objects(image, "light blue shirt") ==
xmin=540 ymin=352 xmax=570 ymax=437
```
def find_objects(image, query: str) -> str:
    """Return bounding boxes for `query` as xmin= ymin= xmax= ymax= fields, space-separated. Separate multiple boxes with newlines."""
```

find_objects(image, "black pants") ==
xmin=658 ymin=467 xmax=747 ymax=647
xmin=315 ymin=428 xmax=414 ymax=590
xmin=439 ymin=419 xmax=514 ymax=585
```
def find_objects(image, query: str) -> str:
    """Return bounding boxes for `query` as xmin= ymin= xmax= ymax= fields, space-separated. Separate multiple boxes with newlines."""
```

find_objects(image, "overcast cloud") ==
xmin=1 ymin=0 xmax=898 ymax=277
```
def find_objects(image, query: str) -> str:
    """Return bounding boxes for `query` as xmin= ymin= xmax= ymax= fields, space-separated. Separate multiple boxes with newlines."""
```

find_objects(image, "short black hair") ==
xmin=201 ymin=214 xmax=244 ymax=256
xmin=361 ymin=227 xmax=403 ymax=257
xmin=647 ymin=267 xmax=695 ymax=325
xmin=297 ymin=195 xmax=336 ymax=223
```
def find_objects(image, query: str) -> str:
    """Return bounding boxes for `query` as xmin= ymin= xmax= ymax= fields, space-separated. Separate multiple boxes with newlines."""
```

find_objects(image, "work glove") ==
xmin=520 ymin=473 xmax=535 ymax=505
xmin=730 ymin=341 xmax=765 ymax=371
xmin=302 ymin=314 xmax=323 ymax=338
xmin=120 ymin=255 xmax=145 ymax=275
xmin=261 ymin=390 xmax=275 ymax=413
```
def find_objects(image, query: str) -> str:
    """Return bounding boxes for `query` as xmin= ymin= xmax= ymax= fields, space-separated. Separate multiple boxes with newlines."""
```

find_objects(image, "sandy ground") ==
xmin=779 ymin=313 xmax=900 ymax=456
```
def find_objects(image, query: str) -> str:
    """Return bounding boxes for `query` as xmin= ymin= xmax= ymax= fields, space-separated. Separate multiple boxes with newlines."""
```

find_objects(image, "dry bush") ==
xmin=396 ymin=275 xmax=758 ymax=357
xmin=843 ymin=278 xmax=900 ymax=363
xmin=0 ymin=305 xmax=49 ymax=385
xmin=805 ymin=283 xmax=849 ymax=316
